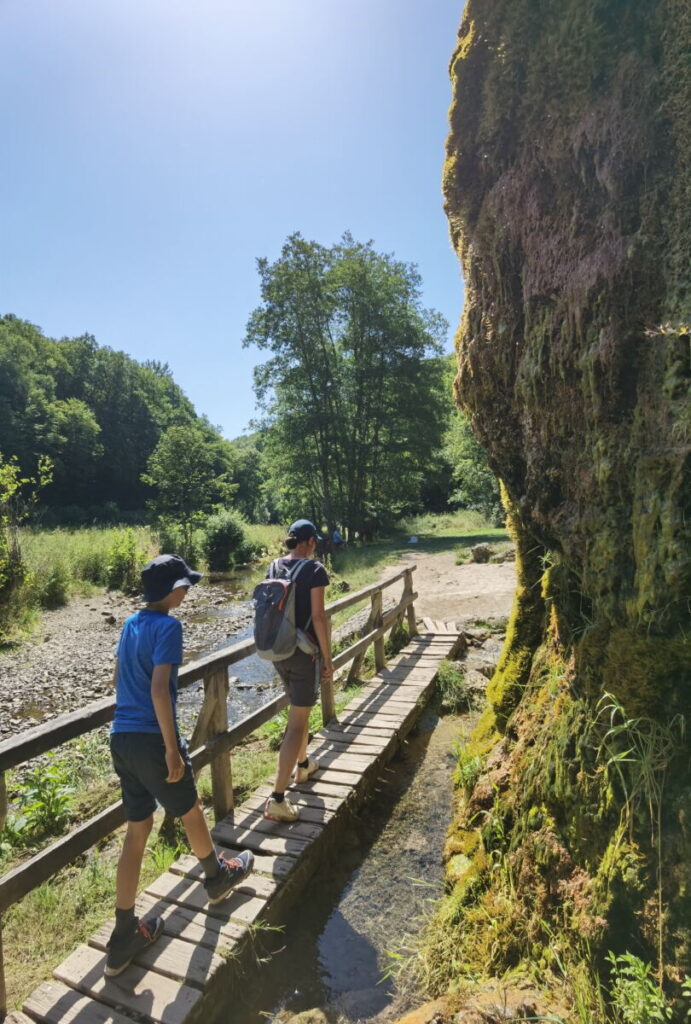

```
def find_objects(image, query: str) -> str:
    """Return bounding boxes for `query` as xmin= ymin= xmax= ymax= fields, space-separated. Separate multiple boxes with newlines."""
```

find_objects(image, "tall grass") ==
xmin=14 ymin=526 xmax=157 ymax=617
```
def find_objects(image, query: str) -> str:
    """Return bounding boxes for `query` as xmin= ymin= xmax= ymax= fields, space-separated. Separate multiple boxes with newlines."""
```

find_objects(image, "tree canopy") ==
xmin=244 ymin=233 xmax=451 ymax=533
xmin=0 ymin=314 xmax=233 ymax=518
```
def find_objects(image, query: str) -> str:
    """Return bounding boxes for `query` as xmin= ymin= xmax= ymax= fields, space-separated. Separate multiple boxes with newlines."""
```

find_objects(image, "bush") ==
xmin=201 ymin=510 xmax=248 ymax=571
xmin=155 ymin=521 xmax=204 ymax=569
xmin=106 ymin=529 xmax=142 ymax=592
xmin=37 ymin=561 xmax=71 ymax=608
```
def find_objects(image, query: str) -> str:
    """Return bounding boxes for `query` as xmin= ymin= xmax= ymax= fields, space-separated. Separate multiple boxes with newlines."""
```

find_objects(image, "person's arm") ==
xmin=310 ymin=586 xmax=333 ymax=680
xmin=151 ymin=664 xmax=184 ymax=782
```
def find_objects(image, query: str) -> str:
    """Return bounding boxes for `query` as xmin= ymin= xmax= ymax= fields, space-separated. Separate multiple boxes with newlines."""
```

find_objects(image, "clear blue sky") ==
xmin=1 ymin=0 xmax=465 ymax=440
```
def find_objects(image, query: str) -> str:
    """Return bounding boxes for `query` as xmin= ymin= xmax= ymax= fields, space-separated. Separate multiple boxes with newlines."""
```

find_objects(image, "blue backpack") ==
xmin=252 ymin=558 xmax=318 ymax=661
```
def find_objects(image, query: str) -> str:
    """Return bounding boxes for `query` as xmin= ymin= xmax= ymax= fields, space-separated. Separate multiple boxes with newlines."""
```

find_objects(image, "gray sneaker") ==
xmin=104 ymin=916 xmax=163 ymax=976
xmin=204 ymin=850 xmax=254 ymax=905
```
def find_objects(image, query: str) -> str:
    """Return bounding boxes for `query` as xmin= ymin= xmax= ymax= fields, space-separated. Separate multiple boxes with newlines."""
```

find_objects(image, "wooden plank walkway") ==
xmin=19 ymin=628 xmax=461 ymax=1024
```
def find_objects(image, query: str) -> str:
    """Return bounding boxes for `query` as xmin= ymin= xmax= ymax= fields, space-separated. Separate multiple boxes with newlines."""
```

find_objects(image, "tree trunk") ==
xmin=439 ymin=0 xmax=690 ymax=1000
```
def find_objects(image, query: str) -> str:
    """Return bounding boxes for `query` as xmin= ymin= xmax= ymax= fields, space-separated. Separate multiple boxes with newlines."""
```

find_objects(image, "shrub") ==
xmin=106 ymin=529 xmax=142 ymax=592
xmin=201 ymin=509 xmax=248 ymax=571
xmin=156 ymin=521 xmax=204 ymax=569
xmin=37 ymin=561 xmax=71 ymax=608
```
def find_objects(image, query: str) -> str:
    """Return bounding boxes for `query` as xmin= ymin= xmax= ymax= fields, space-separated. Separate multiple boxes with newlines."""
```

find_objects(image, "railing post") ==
xmin=404 ymin=569 xmax=417 ymax=635
xmin=205 ymin=668 xmax=233 ymax=823
xmin=320 ymin=618 xmax=336 ymax=724
xmin=0 ymin=771 xmax=6 ymax=1018
xmin=372 ymin=590 xmax=385 ymax=671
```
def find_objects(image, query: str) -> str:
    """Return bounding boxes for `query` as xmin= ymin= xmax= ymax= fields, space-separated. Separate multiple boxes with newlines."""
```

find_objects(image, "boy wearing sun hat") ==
xmin=105 ymin=554 xmax=253 ymax=977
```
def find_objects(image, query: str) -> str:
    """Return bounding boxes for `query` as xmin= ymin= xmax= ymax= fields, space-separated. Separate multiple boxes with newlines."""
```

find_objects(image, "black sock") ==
xmin=271 ymin=791 xmax=285 ymax=803
xmin=111 ymin=906 xmax=136 ymax=941
xmin=297 ymin=758 xmax=309 ymax=769
xmin=200 ymin=850 xmax=221 ymax=879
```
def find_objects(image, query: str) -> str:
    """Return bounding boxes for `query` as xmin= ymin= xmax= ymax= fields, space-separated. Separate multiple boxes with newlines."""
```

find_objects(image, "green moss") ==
xmin=486 ymin=485 xmax=546 ymax=730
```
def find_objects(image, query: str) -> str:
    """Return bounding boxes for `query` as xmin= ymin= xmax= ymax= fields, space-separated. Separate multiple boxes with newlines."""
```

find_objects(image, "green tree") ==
xmin=142 ymin=425 xmax=236 ymax=551
xmin=443 ymin=411 xmax=501 ymax=521
xmin=244 ymin=233 xmax=449 ymax=534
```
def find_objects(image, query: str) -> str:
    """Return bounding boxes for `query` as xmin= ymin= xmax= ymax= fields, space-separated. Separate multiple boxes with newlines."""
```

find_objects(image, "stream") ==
xmin=233 ymin=708 xmax=469 ymax=1024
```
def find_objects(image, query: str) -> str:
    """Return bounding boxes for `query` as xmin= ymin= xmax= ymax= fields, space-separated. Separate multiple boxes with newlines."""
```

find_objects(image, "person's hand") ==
xmin=321 ymin=658 xmax=334 ymax=681
xmin=165 ymin=747 xmax=185 ymax=783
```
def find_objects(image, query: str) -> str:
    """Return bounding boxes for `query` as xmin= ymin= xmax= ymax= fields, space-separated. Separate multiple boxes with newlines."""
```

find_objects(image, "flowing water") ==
xmin=177 ymin=574 xmax=284 ymax=731
xmin=233 ymin=708 xmax=469 ymax=1024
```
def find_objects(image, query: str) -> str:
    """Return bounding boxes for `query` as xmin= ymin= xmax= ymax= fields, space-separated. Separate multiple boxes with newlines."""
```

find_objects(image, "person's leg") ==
xmin=115 ymin=815 xmax=154 ymax=910
xmin=180 ymin=800 xmax=215 ymax=860
xmin=274 ymin=704 xmax=311 ymax=794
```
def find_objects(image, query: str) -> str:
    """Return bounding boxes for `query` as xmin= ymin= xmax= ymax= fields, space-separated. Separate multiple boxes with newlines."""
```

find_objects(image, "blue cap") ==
xmin=141 ymin=554 xmax=202 ymax=602
xmin=288 ymin=519 xmax=319 ymax=542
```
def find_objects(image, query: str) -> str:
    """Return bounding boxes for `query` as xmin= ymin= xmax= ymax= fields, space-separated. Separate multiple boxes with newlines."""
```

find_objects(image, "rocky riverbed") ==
xmin=0 ymin=581 xmax=255 ymax=741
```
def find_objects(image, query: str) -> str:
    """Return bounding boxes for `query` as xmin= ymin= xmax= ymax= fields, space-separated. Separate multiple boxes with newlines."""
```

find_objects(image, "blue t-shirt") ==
xmin=112 ymin=609 xmax=183 ymax=734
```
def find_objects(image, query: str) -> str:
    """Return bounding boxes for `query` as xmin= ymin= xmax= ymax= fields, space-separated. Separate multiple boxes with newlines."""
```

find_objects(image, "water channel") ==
xmin=234 ymin=709 xmax=468 ymax=1024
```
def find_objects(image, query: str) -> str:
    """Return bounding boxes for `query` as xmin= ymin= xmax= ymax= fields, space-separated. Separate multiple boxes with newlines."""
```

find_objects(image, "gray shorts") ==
xmin=110 ymin=732 xmax=198 ymax=822
xmin=276 ymin=650 xmax=321 ymax=707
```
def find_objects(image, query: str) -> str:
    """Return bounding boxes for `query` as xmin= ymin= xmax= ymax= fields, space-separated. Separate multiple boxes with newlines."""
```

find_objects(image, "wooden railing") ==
xmin=0 ymin=564 xmax=417 ymax=1014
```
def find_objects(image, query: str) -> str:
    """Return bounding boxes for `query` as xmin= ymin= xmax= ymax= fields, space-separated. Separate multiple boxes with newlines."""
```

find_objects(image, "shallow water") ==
xmin=177 ymin=577 xmax=283 ymax=732
xmin=231 ymin=708 xmax=466 ymax=1024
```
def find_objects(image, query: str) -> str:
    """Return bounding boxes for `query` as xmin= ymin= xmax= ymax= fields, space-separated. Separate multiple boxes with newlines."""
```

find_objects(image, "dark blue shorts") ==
xmin=275 ymin=650 xmax=321 ymax=708
xmin=110 ymin=732 xmax=198 ymax=822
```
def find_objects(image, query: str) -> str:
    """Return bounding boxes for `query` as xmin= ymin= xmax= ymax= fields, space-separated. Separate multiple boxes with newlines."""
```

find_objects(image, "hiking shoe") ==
xmin=294 ymin=758 xmax=319 ymax=783
xmin=104 ymin=916 xmax=163 ymax=977
xmin=204 ymin=849 xmax=254 ymax=905
xmin=263 ymin=795 xmax=300 ymax=822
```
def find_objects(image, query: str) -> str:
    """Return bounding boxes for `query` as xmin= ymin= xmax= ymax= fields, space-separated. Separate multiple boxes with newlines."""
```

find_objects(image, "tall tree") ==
xmin=244 ymin=233 xmax=449 ymax=533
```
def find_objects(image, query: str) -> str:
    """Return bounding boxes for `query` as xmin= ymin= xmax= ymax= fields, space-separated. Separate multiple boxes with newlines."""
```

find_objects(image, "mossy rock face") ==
xmin=438 ymin=0 xmax=690 ymax=994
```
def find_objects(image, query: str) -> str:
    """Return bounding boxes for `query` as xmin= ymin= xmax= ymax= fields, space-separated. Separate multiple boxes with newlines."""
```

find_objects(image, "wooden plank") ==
xmin=319 ymin=721 xmax=397 ymax=739
xmin=310 ymin=736 xmax=388 ymax=756
xmin=323 ymin=566 xmax=413 ymax=618
xmin=246 ymin=791 xmax=337 ymax=822
xmin=6 ymin=1013 xmax=36 ymax=1024
xmin=252 ymin=784 xmax=345 ymax=813
xmin=53 ymin=945 xmax=201 ymax=1024
xmin=211 ymin=822 xmax=309 ymax=858
xmin=24 ymin=980 xmax=137 ymax=1023
xmin=219 ymin=808 xmax=324 ymax=842
xmin=168 ymin=855 xmax=279 ymax=899
xmin=246 ymin=852 xmax=300 ymax=881
xmin=145 ymin=871 xmax=269 ymax=925
xmin=296 ymin=769 xmax=361 ymax=790
xmin=88 ymin=930 xmax=224 ymax=990
xmin=133 ymin=893 xmax=248 ymax=951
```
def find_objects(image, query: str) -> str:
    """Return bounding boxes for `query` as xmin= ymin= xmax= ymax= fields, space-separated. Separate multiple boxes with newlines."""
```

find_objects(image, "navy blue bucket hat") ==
xmin=288 ymin=519 xmax=319 ymax=542
xmin=141 ymin=554 xmax=202 ymax=602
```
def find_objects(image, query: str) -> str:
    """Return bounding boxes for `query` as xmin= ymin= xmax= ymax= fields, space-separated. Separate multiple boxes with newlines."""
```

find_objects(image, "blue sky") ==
xmin=1 ymin=0 xmax=465 ymax=439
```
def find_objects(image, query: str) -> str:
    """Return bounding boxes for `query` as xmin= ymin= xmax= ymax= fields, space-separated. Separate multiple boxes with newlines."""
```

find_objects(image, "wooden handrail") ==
xmin=0 ymin=565 xmax=417 ymax=774
xmin=0 ymin=566 xmax=417 ymax=921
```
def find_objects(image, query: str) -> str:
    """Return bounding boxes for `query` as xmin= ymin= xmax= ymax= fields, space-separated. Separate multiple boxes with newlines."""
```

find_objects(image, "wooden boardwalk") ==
xmin=12 ymin=627 xmax=462 ymax=1024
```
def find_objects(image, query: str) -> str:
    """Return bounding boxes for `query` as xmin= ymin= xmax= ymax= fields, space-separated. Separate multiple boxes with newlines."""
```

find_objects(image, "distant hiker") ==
xmin=262 ymin=519 xmax=333 ymax=822
xmin=106 ymin=554 xmax=253 ymax=977
xmin=332 ymin=527 xmax=344 ymax=549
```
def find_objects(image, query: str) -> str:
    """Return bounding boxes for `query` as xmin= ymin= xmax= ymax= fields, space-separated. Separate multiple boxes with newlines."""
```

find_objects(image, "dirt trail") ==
xmin=394 ymin=548 xmax=515 ymax=623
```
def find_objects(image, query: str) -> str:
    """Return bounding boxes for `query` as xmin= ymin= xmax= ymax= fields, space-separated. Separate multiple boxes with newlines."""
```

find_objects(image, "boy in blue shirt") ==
xmin=106 ymin=553 xmax=253 ymax=977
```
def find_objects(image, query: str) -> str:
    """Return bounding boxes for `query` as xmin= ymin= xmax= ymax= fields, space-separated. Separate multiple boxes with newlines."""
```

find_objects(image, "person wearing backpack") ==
xmin=259 ymin=519 xmax=333 ymax=821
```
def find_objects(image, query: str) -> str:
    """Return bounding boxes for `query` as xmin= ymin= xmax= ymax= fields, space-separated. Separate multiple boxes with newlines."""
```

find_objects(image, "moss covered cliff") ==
xmin=437 ymin=0 xmax=690 ymax=1014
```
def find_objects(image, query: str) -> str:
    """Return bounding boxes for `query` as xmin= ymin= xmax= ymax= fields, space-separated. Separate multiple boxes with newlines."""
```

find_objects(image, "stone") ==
xmin=469 ymin=544 xmax=491 ymax=563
